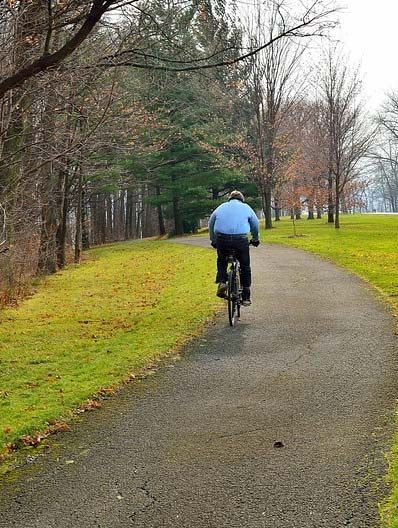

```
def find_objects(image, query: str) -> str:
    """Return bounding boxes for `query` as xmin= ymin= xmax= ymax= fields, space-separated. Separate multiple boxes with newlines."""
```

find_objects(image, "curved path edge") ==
xmin=0 ymin=240 xmax=397 ymax=528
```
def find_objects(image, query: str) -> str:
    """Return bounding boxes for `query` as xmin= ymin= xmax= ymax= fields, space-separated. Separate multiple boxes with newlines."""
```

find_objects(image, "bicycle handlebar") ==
xmin=211 ymin=239 xmax=260 ymax=248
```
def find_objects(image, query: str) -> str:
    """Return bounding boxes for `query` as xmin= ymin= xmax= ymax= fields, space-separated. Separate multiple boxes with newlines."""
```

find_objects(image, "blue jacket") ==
xmin=208 ymin=199 xmax=260 ymax=243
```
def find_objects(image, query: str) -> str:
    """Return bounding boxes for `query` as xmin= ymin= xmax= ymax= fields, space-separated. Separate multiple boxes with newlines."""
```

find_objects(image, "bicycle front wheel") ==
xmin=227 ymin=270 xmax=236 ymax=326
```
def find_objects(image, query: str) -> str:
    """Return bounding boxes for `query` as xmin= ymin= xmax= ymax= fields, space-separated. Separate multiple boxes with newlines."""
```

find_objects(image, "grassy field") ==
xmin=0 ymin=240 xmax=218 ymax=464
xmin=259 ymin=213 xmax=398 ymax=525
xmin=260 ymin=214 xmax=398 ymax=315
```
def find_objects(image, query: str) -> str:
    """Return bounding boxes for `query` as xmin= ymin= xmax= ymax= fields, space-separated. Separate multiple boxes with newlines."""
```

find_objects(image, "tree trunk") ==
xmin=316 ymin=207 xmax=322 ymax=219
xmin=100 ymin=195 xmax=107 ymax=243
xmin=37 ymin=160 xmax=59 ymax=274
xmin=125 ymin=189 xmax=133 ymax=239
xmin=173 ymin=195 xmax=184 ymax=235
xmin=118 ymin=190 xmax=126 ymax=240
xmin=56 ymin=170 xmax=69 ymax=268
xmin=135 ymin=188 xmax=143 ymax=238
xmin=37 ymin=201 xmax=58 ymax=274
xmin=75 ymin=166 xmax=83 ymax=263
xmin=335 ymin=178 xmax=340 ymax=229
xmin=90 ymin=196 xmax=97 ymax=244
xmin=0 ymin=102 xmax=24 ymax=192
xmin=142 ymin=186 xmax=158 ymax=237
xmin=156 ymin=186 xmax=166 ymax=235
xmin=335 ymin=201 xmax=340 ymax=228
xmin=106 ymin=194 xmax=113 ymax=240
xmin=81 ymin=187 xmax=90 ymax=250
xmin=56 ymin=189 xmax=68 ymax=268
xmin=263 ymin=186 xmax=272 ymax=229
xmin=328 ymin=171 xmax=334 ymax=223
xmin=274 ymin=196 xmax=281 ymax=221
xmin=212 ymin=188 xmax=219 ymax=200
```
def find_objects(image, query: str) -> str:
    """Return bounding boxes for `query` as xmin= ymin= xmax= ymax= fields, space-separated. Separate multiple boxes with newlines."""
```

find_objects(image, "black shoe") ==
xmin=242 ymin=288 xmax=251 ymax=306
xmin=216 ymin=282 xmax=227 ymax=298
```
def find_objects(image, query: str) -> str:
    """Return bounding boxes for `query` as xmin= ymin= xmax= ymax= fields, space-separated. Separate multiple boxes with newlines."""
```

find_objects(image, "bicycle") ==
xmin=226 ymin=249 xmax=241 ymax=326
xmin=224 ymin=240 xmax=258 ymax=326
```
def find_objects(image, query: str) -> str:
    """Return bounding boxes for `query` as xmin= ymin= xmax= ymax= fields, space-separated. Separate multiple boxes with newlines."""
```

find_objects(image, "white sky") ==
xmin=337 ymin=0 xmax=398 ymax=110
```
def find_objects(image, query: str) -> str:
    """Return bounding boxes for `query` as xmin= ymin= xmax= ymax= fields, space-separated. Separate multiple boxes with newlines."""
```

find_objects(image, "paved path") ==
xmin=0 ymin=241 xmax=397 ymax=528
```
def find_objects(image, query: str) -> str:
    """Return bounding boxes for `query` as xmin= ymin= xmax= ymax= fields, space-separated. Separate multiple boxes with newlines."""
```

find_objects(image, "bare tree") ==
xmin=377 ymin=92 xmax=398 ymax=141
xmin=320 ymin=47 xmax=372 ymax=228
xmin=246 ymin=0 xmax=311 ymax=228
xmin=374 ymin=154 xmax=398 ymax=213
xmin=282 ymin=99 xmax=330 ymax=219
xmin=369 ymin=93 xmax=398 ymax=212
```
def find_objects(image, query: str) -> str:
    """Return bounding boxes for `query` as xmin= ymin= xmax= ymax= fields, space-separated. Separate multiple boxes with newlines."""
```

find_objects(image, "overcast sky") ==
xmin=338 ymin=0 xmax=398 ymax=110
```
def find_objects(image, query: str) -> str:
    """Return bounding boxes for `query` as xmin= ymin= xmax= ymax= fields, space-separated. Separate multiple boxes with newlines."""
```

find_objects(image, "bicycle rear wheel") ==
xmin=227 ymin=269 xmax=236 ymax=326
xmin=236 ymin=263 xmax=241 ymax=320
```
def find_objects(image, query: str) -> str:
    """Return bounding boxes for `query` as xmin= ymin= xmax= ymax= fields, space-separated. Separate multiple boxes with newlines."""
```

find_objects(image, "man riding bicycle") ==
xmin=208 ymin=190 xmax=260 ymax=306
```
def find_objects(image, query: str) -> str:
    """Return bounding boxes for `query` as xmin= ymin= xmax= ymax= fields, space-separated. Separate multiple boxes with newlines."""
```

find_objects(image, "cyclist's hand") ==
xmin=211 ymin=241 xmax=217 ymax=249
xmin=250 ymin=239 xmax=260 ymax=247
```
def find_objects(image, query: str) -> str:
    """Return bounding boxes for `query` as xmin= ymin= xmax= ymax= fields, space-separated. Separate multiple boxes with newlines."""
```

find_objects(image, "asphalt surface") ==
xmin=0 ymin=240 xmax=397 ymax=528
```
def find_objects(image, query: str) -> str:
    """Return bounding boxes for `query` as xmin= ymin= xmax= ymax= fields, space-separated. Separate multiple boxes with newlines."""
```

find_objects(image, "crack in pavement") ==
xmin=129 ymin=480 xmax=157 ymax=521
xmin=211 ymin=427 xmax=265 ymax=441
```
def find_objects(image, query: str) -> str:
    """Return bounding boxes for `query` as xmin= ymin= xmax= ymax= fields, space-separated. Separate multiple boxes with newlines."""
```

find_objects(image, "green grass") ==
xmin=0 ymin=240 xmax=218 ymax=459
xmin=260 ymin=214 xmax=398 ymax=315
xmin=259 ymin=213 xmax=398 ymax=526
xmin=384 ymin=442 xmax=398 ymax=528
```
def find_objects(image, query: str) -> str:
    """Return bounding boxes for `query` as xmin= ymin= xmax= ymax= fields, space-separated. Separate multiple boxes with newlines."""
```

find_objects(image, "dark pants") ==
xmin=216 ymin=235 xmax=251 ymax=288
